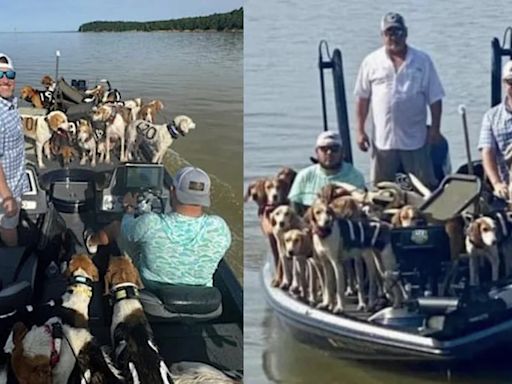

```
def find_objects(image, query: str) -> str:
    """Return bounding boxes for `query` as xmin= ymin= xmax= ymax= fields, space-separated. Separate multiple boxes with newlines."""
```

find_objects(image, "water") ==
xmin=244 ymin=0 xmax=512 ymax=382
xmin=2 ymin=31 xmax=243 ymax=280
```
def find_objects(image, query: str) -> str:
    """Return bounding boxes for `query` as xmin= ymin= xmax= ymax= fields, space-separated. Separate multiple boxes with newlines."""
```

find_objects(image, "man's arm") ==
xmin=481 ymin=147 xmax=507 ymax=196
xmin=355 ymin=97 xmax=370 ymax=151
xmin=428 ymin=100 xmax=443 ymax=143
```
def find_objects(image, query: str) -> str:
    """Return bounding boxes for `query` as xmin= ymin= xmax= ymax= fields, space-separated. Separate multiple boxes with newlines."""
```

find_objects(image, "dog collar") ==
xmin=67 ymin=285 xmax=93 ymax=298
xmin=44 ymin=322 xmax=63 ymax=368
xmin=259 ymin=204 xmax=277 ymax=217
xmin=110 ymin=284 xmax=140 ymax=304
xmin=314 ymin=225 xmax=332 ymax=239
xmin=70 ymin=275 xmax=94 ymax=287
xmin=166 ymin=123 xmax=182 ymax=139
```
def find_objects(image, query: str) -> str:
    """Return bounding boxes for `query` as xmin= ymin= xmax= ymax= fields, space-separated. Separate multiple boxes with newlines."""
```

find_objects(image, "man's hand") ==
xmin=122 ymin=192 xmax=138 ymax=210
xmin=2 ymin=197 xmax=17 ymax=218
xmin=356 ymin=130 xmax=370 ymax=152
xmin=493 ymin=182 xmax=509 ymax=200
xmin=427 ymin=128 xmax=443 ymax=145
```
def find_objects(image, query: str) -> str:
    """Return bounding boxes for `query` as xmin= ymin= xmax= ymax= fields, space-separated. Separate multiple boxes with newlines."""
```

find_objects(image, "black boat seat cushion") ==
xmin=139 ymin=284 xmax=222 ymax=321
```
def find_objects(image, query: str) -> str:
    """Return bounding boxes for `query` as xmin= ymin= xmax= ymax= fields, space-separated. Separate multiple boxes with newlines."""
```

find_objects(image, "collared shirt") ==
xmin=119 ymin=212 xmax=231 ymax=287
xmin=354 ymin=46 xmax=445 ymax=150
xmin=478 ymin=99 xmax=512 ymax=182
xmin=287 ymin=162 xmax=366 ymax=207
xmin=0 ymin=97 xmax=28 ymax=198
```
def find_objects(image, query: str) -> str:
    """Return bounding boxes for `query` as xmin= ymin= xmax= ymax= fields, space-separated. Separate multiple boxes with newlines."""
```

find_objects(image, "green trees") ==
xmin=78 ymin=8 xmax=243 ymax=32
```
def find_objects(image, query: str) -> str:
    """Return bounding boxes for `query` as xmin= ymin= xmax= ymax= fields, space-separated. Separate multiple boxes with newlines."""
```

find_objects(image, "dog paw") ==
xmin=316 ymin=301 xmax=329 ymax=310
xmin=332 ymin=304 xmax=344 ymax=314
xmin=271 ymin=278 xmax=280 ymax=288
xmin=357 ymin=303 xmax=367 ymax=312
xmin=344 ymin=287 xmax=355 ymax=296
xmin=279 ymin=281 xmax=290 ymax=290
xmin=80 ymin=158 xmax=87 ymax=165
xmin=289 ymin=284 xmax=299 ymax=294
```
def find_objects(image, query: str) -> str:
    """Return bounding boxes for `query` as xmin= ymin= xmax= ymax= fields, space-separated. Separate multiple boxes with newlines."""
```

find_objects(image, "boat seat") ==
xmin=140 ymin=284 xmax=222 ymax=322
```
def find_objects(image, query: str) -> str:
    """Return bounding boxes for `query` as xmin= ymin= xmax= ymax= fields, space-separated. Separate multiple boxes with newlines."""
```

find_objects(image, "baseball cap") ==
xmin=174 ymin=166 xmax=211 ymax=207
xmin=381 ymin=12 xmax=406 ymax=31
xmin=503 ymin=60 xmax=512 ymax=81
xmin=316 ymin=131 xmax=342 ymax=147
xmin=0 ymin=53 xmax=14 ymax=71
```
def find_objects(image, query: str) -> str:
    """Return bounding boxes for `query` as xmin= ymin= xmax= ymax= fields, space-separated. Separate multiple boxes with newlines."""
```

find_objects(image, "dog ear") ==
xmin=303 ymin=207 xmax=312 ymax=225
xmin=391 ymin=209 xmax=402 ymax=228
xmin=12 ymin=322 xmax=28 ymax=345
xmin=244 ymin=182 xmax=255 ymax=202
xmin=134 ymin=267 xmax=144 ymax=289
xmin=469 ymin=220 xmax=484 ymax=247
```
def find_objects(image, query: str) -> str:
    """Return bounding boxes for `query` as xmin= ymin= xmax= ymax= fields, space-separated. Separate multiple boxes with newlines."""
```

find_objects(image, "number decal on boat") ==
xmin=135 ymin=121 xmax=156 ymax=141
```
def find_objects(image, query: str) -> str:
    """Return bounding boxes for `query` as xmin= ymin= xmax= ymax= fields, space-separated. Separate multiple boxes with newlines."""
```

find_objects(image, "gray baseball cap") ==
xmin=381 ymin=12 xmax=406 ymax=31
xmin=174 ymin=166 xmax=211 ymax=207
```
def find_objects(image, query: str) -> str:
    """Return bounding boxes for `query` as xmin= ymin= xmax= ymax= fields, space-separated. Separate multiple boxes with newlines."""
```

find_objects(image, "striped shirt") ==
xmin=478 ymin=100 xmax=512 ymax=183
xmin=119 ymin=212 xmax=231 ymax=288
xmin=288 ymin=163 xmax=366 ymax=207
xmin=0 ymin=97 xmax=28 ymax=197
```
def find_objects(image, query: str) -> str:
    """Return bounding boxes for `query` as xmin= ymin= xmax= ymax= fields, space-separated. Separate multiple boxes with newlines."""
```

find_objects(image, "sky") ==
xmin=0 ymin=0 xmax=243 ymax=32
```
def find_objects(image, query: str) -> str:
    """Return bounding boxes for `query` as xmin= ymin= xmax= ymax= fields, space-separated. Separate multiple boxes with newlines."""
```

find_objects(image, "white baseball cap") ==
xmin=503 ymin=60 xmax=512 ymax=81
xmin=174 ymin=166 xmax=211 ymax=207
xmin=0 ymin=53 xmax=14 ymax=71
xmin=316 ymin=131 xmax=342 ymax=147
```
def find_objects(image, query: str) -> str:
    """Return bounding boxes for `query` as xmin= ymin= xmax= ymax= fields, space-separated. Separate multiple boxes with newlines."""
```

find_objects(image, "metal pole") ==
xmin=458 ymin=105 xmax=474 ymax=175
xmin=55 ymin=50 xmax=60 ymax=82
xmin=318 ymin=41 xmax=329 ymax=132
xmin=331 ymin=49 xmax=352 ymax=164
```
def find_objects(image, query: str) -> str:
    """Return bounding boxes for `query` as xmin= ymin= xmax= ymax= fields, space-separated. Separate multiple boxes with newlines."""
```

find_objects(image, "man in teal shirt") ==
xmin=288 ymin=131 xmax=365 ymax=214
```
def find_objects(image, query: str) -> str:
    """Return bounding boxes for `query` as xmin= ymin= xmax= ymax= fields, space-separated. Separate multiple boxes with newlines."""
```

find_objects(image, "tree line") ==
xmin=79 ymin=8 xmax=243 ymax=32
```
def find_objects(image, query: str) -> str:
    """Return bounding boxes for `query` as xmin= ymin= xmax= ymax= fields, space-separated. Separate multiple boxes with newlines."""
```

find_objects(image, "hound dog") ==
xmin=20 ymin=86 xmax=54 ymax=109
xmin=309 ymin=198 xmax=397 ymax=312
xmin=137 ymin=100 xmax=164 ymax=123
xmin=76 ymin=119 xmax=97 ymax=166
xmin=49 ymin=128 xmax=78 ymax=166
xmin=92 ymin=104 xmax=132 ymax=163
xmin=48 ymin=254 xmax=123 ymax=384
xmin=391 ymin=205 xmax=428 ymax=228
xmin=104 ymin=255 xmax=173 ymax=384
xmin=124 ymin=98 xmax=143 ymax=122
xmin=46 ymin=110 xmax=69 ymax=132
xmin=465 ymin=216 xmax=499 ymax=286
xmin=283 ymin=228 xmax=320 ymax=303
xmin=20 ymin=114 xmax=52 ymax=168
xmin=125 ymin=115 xmax=196 ymax=163
xmin=41 ymin=75 xmax=56 ymax=92
xmin=269 ymin=205 xmax=305 ymax=289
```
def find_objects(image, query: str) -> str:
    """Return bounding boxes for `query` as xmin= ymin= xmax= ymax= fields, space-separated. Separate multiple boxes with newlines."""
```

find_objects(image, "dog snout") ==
xmin=279 ymin=221 xmax=285 ymax=228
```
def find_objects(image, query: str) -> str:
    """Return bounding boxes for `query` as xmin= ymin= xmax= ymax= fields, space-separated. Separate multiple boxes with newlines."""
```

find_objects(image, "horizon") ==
xmin=0 ymin=1 xmax=242 ymax=33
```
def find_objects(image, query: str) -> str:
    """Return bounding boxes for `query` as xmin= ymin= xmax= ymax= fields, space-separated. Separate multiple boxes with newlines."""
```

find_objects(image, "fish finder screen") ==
xmin=125 ymin=165 xmax=163 ymax=191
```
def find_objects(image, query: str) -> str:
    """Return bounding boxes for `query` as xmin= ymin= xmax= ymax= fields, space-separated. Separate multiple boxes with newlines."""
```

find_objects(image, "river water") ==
xmin=2 ymin=31 xmax=243 ymax=279
xmin=244 ymin=0 xmax=512 ymax=382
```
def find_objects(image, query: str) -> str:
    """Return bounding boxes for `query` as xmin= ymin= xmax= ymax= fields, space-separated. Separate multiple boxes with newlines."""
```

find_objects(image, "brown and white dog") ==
xmin=20 ymin=86 xmax=53 ymax=109
xmin=465 ymin=216 xmax=499 ymax=286
xmin=125 ymin=115 xmax=196 ymax=163
xmin=92 ymin=104 xmax=132 ymax=163
xmin=104 ymin=255 xmax=173 ymax=384
xmin=46 ymin=110 xmax=69 ymax=132
xmin=48 ymin=254 xmax=123 ymax=384
xmin=20 ymin=114 xmax=52 ymax=168
xmin=391 ymin=205 xmax=428 ymax=228
xmin=41 ymin=75 xmax=56 ymax=92
xmin=269 ymin=205 xmax=305 ymax=289
xmin=76 ymin=119 xmax=97 ymax=166
xmin=137 ymin=100 xmax=164 ymax=123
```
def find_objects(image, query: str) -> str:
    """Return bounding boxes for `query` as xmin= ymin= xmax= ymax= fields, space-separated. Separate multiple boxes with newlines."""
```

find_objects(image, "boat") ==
xmin=261 ymin=30 xmax=512 ymax=362
xmin=0 ymin=69 xmax=243 ymax=380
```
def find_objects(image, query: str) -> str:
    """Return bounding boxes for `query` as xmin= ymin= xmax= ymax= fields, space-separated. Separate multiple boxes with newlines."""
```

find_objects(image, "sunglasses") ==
xmin=384 ymin=28 xmax=405 ymax=38
xmin=505 ymin=79 xmax=512 ymax=86
xmin=318 ymin=145 xmax=341 ymax=153
xmin=0 ymin=71 xmax=16 ymax=80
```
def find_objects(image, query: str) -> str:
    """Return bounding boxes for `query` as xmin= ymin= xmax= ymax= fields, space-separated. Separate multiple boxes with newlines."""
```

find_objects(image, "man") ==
xmin=479 ymin=60 xmax=512 ymax=199
xmin=0 ymin=53 xmax=28 ymax=246
xmin=354 ymin=12 xmax=444 ymax=189
xmin=287 ymin=130 xmax=365 ymax=214
xmin=86 ymin=166 xmax=231 ymax=289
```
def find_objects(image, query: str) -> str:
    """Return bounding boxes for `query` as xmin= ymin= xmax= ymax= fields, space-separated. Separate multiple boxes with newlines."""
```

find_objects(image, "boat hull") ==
xmin=262 ymin=262 xmax=512 ymax=362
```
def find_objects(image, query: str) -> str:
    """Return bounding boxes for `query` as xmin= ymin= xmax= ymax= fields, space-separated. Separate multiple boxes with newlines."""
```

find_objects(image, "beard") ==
xmin=319 ymin=158 xmax=342 ymax=171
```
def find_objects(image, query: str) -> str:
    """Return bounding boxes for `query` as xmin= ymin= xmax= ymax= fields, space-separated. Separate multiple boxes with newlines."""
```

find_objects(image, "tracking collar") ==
xmin=167 ymin=123 xmax=184 ymax=139
xmin=69 ymin=275 xmax=94 ymax=287
xmin=110 ymin=283 xmax=140 ymax=304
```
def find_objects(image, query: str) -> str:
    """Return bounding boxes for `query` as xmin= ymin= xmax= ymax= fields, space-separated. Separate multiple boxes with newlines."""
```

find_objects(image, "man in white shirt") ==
xmin=354 ymin=12 xmax=445 ymax=189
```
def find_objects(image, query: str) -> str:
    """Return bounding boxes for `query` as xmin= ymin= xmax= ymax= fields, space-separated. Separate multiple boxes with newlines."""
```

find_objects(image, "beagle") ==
xmin=20 ymin=86 xmax=54 ymax=109
xmin=105 ymin=255 xmax=173 ymax=384
xmin=391 ymin=205 xmax=427 ymax=228
xmin=465 ymin=216 xmax=499 ymax=286
xmin=20 ymin=114 xmax=52 ymax=168
xmin=137 ymin=100 xmax=164 ymax=123
xmin=45 ymin=110 xmax=69 ymax=132
xmin=41 ymin=75 xmax=56 ymax=92
xmin=76 ymin=119 xmax=97 ymax=166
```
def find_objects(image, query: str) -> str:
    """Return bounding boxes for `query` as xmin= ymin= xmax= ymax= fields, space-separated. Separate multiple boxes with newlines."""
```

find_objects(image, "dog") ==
xmin=137 ymin=100 xmax=164 ymax=123
xmin=126 ymin=115 xmax=196 ymax=163
xmin=269 ymin=205 xmax=305 ymax=289
xmin=170 ymin=361 xmax=239 ymax=384
xmin=20 ymin=114 xmax=52 ymax=168
xmin=391 ymin=205 xmax=428 ymax=228
xmin=465 ymin=216 xmax=499 ymax=286
xmin=48 ymin=254 xmax=123 ymax=384
xmin=104 ymin=255 xmax=173 ymax=384
xmin=49 ymin=128 xmax=77 ymax=166
xmin=92 ymin=104 xmax=131 ymax=163
xmin=124 ymin=98 xmax=143 ymax=121
xmin=283 ymin=228 xmax=317 ymax=302
xmin=20 ymin=86 xmax=54 ymax=109
xmin=84 ymin=84 xmax=105 ymax=104
xmin=1 ymin=321 xmax=53 ymax=384
xmin=308 ymin=198 xmax=395 ymax=312
xmin=46 ymin=110 xmax=69 ymax=132
xmin=41 ymin=75 xmax=56 ymax=92
xmin=76 ymin=119 xmax=97 ymax=166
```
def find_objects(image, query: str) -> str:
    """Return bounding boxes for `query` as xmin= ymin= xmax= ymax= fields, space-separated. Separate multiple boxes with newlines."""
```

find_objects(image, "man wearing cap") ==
xmin=0 ymin=53 xmax=28 ymax=246
xmin=85 ymin=166 xmax=231 ymax=289
xmin=354 ymin=12 xmax=444 ymax=189
xmin=479 ymin=60 xmax=512 ymax=199
xmin=287 ymin=130 xmax=365 ymax=214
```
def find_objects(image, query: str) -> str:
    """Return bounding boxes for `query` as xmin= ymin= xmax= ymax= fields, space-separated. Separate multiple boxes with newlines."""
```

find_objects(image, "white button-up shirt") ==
xmin=354 ymin=46 xmax=445 ymax=150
